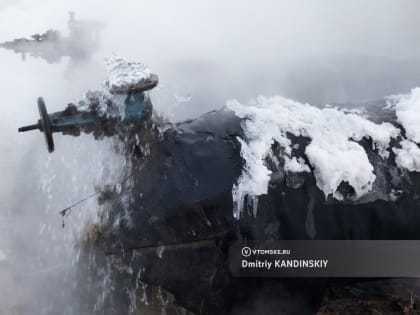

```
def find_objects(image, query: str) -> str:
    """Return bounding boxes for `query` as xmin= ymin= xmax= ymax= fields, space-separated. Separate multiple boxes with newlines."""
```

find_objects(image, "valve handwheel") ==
xmin=37 ymin=97 xmax=54 ymax=153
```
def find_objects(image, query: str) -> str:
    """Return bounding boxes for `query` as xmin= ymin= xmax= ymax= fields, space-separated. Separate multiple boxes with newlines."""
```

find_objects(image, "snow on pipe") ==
xmin=228 ymin=88 xmax=420 ymax=219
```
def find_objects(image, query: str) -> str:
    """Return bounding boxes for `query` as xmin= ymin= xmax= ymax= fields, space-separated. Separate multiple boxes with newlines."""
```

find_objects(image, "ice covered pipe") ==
xmin=76 ymin=90 xmax=420 ymax=314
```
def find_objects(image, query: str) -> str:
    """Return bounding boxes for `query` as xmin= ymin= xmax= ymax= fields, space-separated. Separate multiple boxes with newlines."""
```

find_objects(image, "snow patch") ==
xmin=76 ymin=56 xmax=151 ymax=118
xmin=228 ymin=96 xmax=400 ymax=218
xmin=105 ymin=55 xmax=151 ymax=92
xmin=285 ymin=157 xmax=310 ymax=173
xmin=395 ymin=87 xmax=420 ymax=143
xmin=393 ymin=140 xmax=420 ymax=172
xmin=77 ymin=88 xmax=126 ymax=118
xmin=391 ymin=88 xmax=420 ymax=173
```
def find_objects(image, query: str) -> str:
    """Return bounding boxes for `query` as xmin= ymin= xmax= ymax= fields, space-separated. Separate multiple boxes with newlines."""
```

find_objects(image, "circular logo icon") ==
xmin=242 ymin=247 xmax=252 ymax=257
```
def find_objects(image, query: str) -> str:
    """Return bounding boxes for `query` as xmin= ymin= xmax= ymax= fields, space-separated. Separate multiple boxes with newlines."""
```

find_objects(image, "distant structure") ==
xmin=0 ymin=12 xmax=104 ymax=63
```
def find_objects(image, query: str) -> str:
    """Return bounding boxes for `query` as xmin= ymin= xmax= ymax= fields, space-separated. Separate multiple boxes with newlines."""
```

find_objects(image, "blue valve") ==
xmin=18 ymin=74 xmax=158 ymax=152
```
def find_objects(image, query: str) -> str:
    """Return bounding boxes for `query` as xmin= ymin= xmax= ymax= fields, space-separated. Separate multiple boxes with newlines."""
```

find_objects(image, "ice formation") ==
xmin=228 ymin=96 xmax=402 ymax=218
xmin=393 ymin=140 xmax=420 ymax=172
xmin=393 ymin=88 xmax=420 ymax=172
xmin=395 ymin=88 xmax=420 ymax=143
xmin=76 ymin=56 xmax=151 ymax=118
xmin=106 ymin=55 xmax=151 ymax=92
xmin=77 ymin=88 xmax=126 ymax=118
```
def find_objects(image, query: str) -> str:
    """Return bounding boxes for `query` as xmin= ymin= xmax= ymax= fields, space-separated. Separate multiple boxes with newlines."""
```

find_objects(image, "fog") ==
xmin=0 ymin=0 xmax=419 ymax=313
